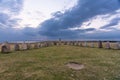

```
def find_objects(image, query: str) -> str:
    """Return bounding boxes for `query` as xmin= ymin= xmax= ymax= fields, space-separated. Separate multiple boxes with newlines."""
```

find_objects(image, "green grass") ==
xmin=0 ymin=45 xmax=120 ymax=80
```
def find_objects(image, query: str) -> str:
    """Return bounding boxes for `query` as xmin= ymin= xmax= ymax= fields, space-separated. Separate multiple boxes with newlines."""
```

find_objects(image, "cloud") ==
xmin=85 ymin=30 xmax=120 ymax=40
xmin=0 ymin=0 xmax=120 ymax=41
xmin=38 ymin=0 xmax=120 ymax=39
xmin=0 ymin=0 xmax=35 ymax=42
xmin=101 ymin=17 xmax=120 ymax=29
xmin=0 ymin=0 xmax=23 ymax=28
xmin=0 ymin=0 xmax=23 ymax=13
xmin=21 ymin=27 xmax=39 ymax=36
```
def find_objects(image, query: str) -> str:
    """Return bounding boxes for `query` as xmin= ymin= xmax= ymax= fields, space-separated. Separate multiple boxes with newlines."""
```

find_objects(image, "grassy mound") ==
xmin=0 ymin=45 xmax=120 ymax=80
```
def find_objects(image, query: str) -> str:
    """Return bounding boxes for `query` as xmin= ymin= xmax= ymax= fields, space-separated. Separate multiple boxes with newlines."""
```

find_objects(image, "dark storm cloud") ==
xmin=85 ymin=30 xmax=120 ymax=40
xmin=38 ymin=0 xmax=120 ymax=39
xmin=0 ymin=28 xmax=38 ymax=42
xmin=21 ymin=27 xmax=39 ymax=36
xmin=101 ymin=17 xmax=120 ymax=29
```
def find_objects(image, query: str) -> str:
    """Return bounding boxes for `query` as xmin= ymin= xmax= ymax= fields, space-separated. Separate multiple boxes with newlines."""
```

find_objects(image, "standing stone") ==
xmin=43 ymin=42 xmax=46 ymax=47
xmin=21 ymin=43 xmax=27 ymax=50
xmin=70 ymin=41 xmax=72 ymax=46
xmin=91 ymin=42 xmax=94 ymax=48
xmin=49 ymin=42 xmax=53 ymax=46
xmin=38 ymin=43 xmax=41 ymax=48
xmin=50 ymin=42 xmax=54 ymax=46
xmin=105 ymin=41 xmax=111 ymax=49
xmin=79 ymin=42 xmax=81 ymax=46
xmin=34 ymin=43 xmax=39 ymax=49
xmin=56 ymin=42 xmax=60 ymax=46
xmin=46 ymin=42 xmax=49 ymax=47
xmin=39 ymin=43 xmax=43 ymax=47
xmin=45 ymin=42 xmax=48 ymax=47
xmin=62 ymin=41 xmax=65 ymax=45
xmin=78 ymin=42 xmax=81 ymax=46
xmin=76 ymin=41 xmax=79 ymax=46
xmin=98 ymin=41 xmax=103 ymax=48
xmin=116 ymin=42 xmax=120 ymax=49
xmin=41 ymin=42 xmax=44 ymax=47
xmin=74 ymin=42 xmax=77 ymax=46
xmin=14 ymin=43 xmax=20 ymax=51
xmin=46 ymin=42 xmax=50 ymax=47
xmin=80 ymin=42 xmax=83 ymax=47
xmin=27 ymin=43 xmax=31 ymax=50
xmin=54 ymin=42 xmax=57 ymax=46
xmin=73 ymin=42 xmax=76 ymax=46
xmin=66 ymin=42 xmax=69 ymax=45
xmin=84 ymin=41 xmax=87 ymax=47
xmin=1 ymin=42 xmax=11 ymax=53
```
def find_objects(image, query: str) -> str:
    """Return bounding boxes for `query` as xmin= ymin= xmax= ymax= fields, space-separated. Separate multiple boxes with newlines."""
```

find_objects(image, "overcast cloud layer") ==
xmin=38 ymin=0 xmax=120 ymax=39
xmin=0 ymin=0 xmax=120 ymax=42
xmin=0 ymin=0 xmax=40 ymax=42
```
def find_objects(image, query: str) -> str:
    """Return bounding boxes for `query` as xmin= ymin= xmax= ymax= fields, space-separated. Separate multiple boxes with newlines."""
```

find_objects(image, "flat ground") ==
xmin=0 ymin=45 xmax=120 ymax=80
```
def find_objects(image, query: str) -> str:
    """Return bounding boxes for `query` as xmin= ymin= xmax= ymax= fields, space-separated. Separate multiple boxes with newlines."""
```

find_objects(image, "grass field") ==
xmin=0 ymin=45 xmax=120 ymax=80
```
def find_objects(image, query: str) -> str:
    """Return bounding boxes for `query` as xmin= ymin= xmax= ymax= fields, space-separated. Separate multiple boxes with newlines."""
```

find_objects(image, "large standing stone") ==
xmin=73 ymin=42 xmax=76 ymax=46
xmin=98 ymin=41 xmax=103 ymax=48
xmin=45 ymin=42 xmax=48 ymax=47
xmin=64 ymin=42 xmax=67 ymax=45
xmin=34 ymin=43 xmax=39 ymax=49
xmin=91 ymin=42 xmax=94 ymax=48
xmin=76 ymin=41 xmax=79 ymax=46
xmin=80 ymin=42 xmax=83 ymax=47
xmin=50 ymin=42 xmax=54 ymax=46
xmin=105 ymin=41 xmax=111 ymax=49
xmin=115 ymin=42 xmax=120 ymax=49
xmin=66 ymin=42 xmax=70 ymax=45
xmin=41 ymin=42 xmax=45 ymax=47
xmin=77 ymin=42 xmax=80 ymax=46
xmin=37 ymin=43 xmax=41 ymax=48
xmin=54 ymin=42 xmax=57 ymax=46
xmin=21 ymin=43 xmax=27 ymax=50
xmin=1 ymin=42 xmax=11 ymax=53
xmin=74 ymin=41 xmax=77 ymax=46
xmin=47 ymin=42 xmax=51 ymax=47
xmin=45 ymin=42 xmax=49 ymax=47
xmin=14 ymin=43 xmax=20 ymax=51
xmin=27 ymin=43 xmax=31 ymax=49
xmin=84 ymin=41 xmax=87 ymax=47
xmin=39 ymin=43 xmax=42 ymax=47
xmin=69 ymin=42 xmax=72 ymax=45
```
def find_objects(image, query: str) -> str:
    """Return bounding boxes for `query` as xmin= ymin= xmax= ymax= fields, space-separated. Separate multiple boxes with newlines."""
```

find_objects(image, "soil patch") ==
xmin=66 ymin=62 xmax=84 ymax=70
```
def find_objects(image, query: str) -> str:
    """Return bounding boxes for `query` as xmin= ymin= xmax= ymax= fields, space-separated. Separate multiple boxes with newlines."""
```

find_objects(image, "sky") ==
xmin=0 ymin=0 xmax=120 ymax=42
